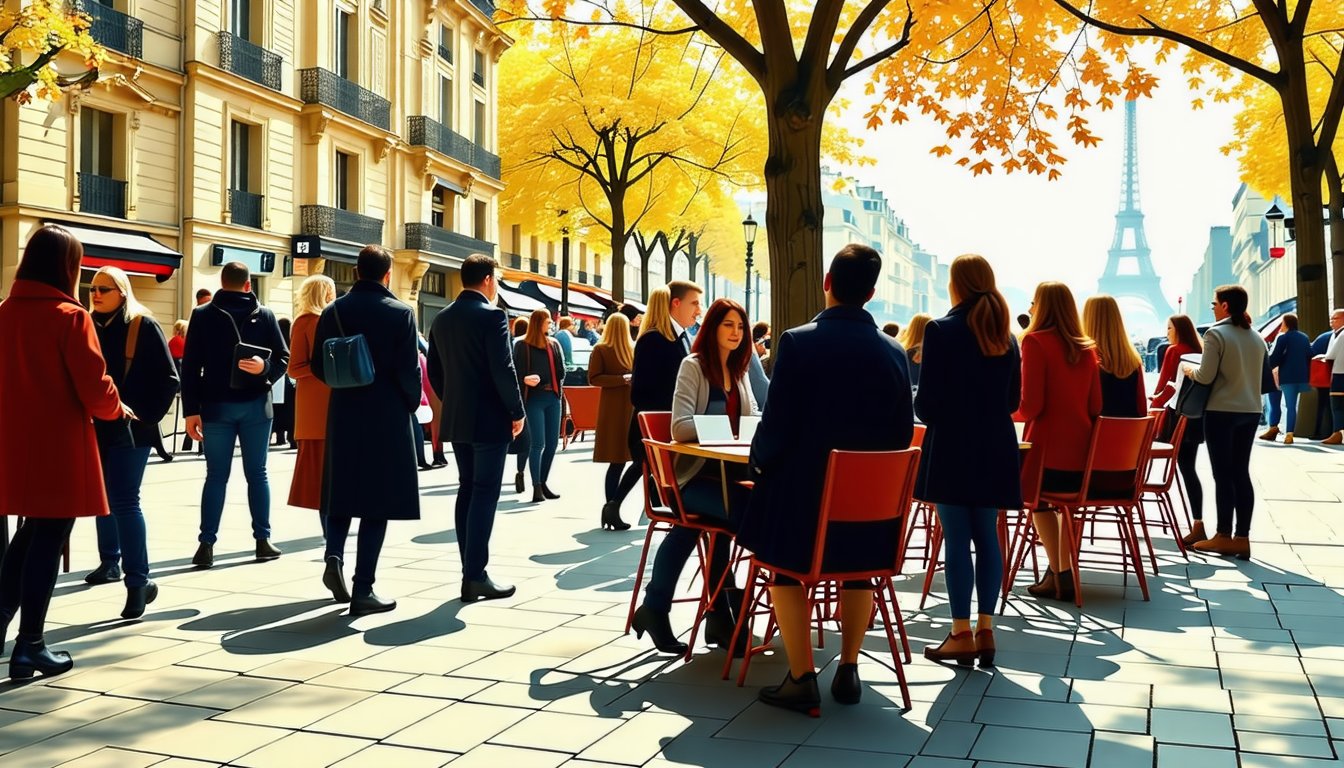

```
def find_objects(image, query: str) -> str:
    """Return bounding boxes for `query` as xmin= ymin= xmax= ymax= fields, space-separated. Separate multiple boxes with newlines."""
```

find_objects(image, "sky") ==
xmin=832 ymin=59 xmax=1247 ymax=323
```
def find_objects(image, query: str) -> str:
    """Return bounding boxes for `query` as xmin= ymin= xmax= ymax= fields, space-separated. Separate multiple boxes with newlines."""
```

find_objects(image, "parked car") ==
xmin=563 ymin=335 xmax=593 ymax=387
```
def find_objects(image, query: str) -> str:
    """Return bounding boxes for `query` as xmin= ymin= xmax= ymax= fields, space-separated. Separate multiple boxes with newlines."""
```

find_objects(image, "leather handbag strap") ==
xmin=331 ymin=302 xmax=348 ymax=337
xmin=214 ymin=304 xmax=243 ymax=342
xmin=124 ymin=315 xmax=143 ymax=376
xmin=545 ymin=340 xmax=560 ymax=394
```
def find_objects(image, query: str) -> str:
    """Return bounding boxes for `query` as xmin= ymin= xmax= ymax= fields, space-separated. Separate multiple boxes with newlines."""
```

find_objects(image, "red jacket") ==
xmin=1152 ymin=343 xmax=1197 ymax=408
xmin=0 ymin=280 xmax=123 ymax=518
xmin=1018 ymin=330 xmax=1102 ymax=473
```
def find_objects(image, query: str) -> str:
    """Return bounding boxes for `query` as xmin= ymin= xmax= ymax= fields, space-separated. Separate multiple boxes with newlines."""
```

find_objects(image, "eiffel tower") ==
xmin=1097 ymin=99 xmax=1173 ymax=319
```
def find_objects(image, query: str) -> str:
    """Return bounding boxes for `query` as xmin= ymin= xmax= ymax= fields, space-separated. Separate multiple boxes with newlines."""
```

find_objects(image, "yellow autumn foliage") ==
xmin=0 ymin=0 xmax=103 ymax=103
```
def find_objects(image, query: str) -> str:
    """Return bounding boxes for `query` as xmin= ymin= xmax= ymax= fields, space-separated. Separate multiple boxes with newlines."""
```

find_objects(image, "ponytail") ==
xmin=1214 ymin=284 xmax=1251 ymax=329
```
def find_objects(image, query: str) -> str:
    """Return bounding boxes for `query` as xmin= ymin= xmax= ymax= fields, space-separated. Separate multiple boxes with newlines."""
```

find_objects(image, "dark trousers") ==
xmin=452 ymin=441 xmax=509 ymax=581
xmin=95 ymin=446 xmax=153 ymax=587
xmin=1315 ymin=388 xmax=1334 ymax=436
xmin=1177 ymin=438 xmax=1204 ymax=522
xmin=0 ymin=518 xmax=75 ymax=642
xmin=934 ymin=505 xmax=1001 ymax=619
xmin=1331 ymin=395 xmax=1344 ymax=439
xmin=644 ymin=475 xmax=748 ymax=613
xmin=1203 ymin=411 xmax=1259 ymax=538
xmin=324 ymin=516 xmax=388 ymax=597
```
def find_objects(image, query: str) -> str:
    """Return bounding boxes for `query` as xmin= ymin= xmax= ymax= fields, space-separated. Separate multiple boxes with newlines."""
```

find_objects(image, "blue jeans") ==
xmin=934 ymin=505 xmax=1002 ymax=619
xmin=96 ymin=446 xmax=152 ymax=587
xmin=452 ymin=441 xmax=509 ymax=581
xmin=1269 ymin=382 xmax=1311 ymax=432
xmin=325 ymin=516 xmax=388 ymax=597
xmin=199 ymin=398 xmax=273 ymax=544
xmin=524 ymin=391 xmax=562 ymax=486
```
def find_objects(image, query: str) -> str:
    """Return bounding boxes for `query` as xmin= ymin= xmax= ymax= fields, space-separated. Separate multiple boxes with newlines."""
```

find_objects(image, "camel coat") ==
xmin=288 ymin=313 xmax=331 ymax=440
xmin=588 ymin=344 xmax=633 ymax=463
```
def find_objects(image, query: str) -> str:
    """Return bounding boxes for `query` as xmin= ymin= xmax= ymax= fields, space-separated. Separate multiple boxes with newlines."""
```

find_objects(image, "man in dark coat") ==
xmin=428 ymin=254 xmax=525 ymax=602
xmin=311 ymin=246 xmax=422 ymax=616
xmin=736 ymin=243 xmax=914 ymax=714
xmin=181 ymin=261 xmax=289 ymax=568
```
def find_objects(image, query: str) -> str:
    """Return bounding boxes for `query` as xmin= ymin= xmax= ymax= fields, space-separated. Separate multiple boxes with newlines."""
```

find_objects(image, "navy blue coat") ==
xmin=736 ymin=306 xmax=915 ymax=574
xmin=1269 ymin=329 xmax=1312 ymax=386
xmin=914 ymin=303 xmax=1023 ymax=509
xmin=427 ymin=290 xmax=526 ymax=444
xmin=312 ymin=281 xmax=422 ymax=520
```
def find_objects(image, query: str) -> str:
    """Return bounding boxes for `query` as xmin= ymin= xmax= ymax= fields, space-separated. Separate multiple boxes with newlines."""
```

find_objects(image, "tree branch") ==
xmin=844 ymin=9 xmax=916 ymax=81
xmin=668 ymin=0 xmax=766 ymax=80
xmin=801 ymin=0 xmax=847 ymax=75
xmin=1316 ymin=59 xmax=1344 ymax=160
xmin=496 ymin=15 xmax=700 ymax=35
xmin=830 ymin=0 xmax=895 ymax=86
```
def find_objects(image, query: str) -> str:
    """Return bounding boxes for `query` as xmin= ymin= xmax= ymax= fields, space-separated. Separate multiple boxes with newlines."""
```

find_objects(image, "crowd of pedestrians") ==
xmin=0 ymin=222 xmax=1286 ymax=716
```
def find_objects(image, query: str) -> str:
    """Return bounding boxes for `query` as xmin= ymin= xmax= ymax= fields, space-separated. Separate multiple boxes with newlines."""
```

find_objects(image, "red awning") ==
xmin=80 ymin=255 xmax=175 ymax=278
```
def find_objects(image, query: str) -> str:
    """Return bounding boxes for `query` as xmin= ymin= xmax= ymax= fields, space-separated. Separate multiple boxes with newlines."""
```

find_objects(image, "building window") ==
xmin=431 ymin=187 xmax=446 ymax=228
xmin=438 ymin=25 xmax=452 ymax=63
xmin=474 ymin=200 xmax=488 ymax=241
xmin=473 ymin=100 xmax=485 ymax=145
xmin=473 ymin=50 xmax=485 ymax=87
xmin=231 ymin=120 xmax=252 ymax=192
xmin=81 ymin=107 xmax=115 ymax=177
xmin=334 ymin=7 xmax=352 ymax=80
xmin=439 ymin=76 xmax=453 ymax=127
xmin=231 ymin=0 xmax=253 ymax=41
xmin=422 ymin=270 xmax=446 ymax=297
xmin=335 ymin=151 xmax=354 ymax=211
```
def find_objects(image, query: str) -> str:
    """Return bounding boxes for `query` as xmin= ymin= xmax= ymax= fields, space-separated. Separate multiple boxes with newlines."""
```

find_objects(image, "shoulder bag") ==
xmin=322 ymin=303 xmax=375 ymax=389
xmin=1176 ymin=331 xmax=1218 ymax=419
xmin=215 ymin=305 xmax=273 ymax=390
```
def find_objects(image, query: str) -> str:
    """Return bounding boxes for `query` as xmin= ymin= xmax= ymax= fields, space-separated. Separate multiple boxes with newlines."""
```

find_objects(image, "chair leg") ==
xmin=625 ymin=524 xmax=660 ymax=634
xmin=1059 ymin=505 xmax=1084 ymax=608
xmin=1134 ymin=498 xmax=1161 ymax=575
xmin=723 ymin=566 xmax=760 ymax=681
xmin=1001 ymin=510 xmax=1037 ymax=613
xmin=876 ymin=578 xmax=912 ymax=710
xmin=1123 ymin=506 xmax=1151 ymax=601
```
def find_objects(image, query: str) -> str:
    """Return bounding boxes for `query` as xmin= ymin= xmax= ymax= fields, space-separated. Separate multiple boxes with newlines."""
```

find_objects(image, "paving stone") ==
xmin=579 ymin=712 xmax=715 ymax=765
xmin=168 ymin=676 xmax=293 ymax=710
xmin=490 ymin=710 xmax=624 ymax=753
xmin=1155 ymin=744 xmax=1238 ymax=768
xmin=233 ymin=731 xmax=374 ymax=768
xmin=778 ymin=746 xmax=911 ymax=768
xmin=1149 ymin=708 xmax=1234 ymax=748
xmin=966 ymin=724 xmax=1089 ymax=768
xmin=305 ymin=692 xmax=450 ymax=740
xmin=215 ymin=684 xmax=371 ymax=729
xmin=387 ymin=702 xmax=532 ymax=753
xmin=920 ymin=721 xmax=980 ymax=758
xmin=329 ymin=744 xmax=455 ymax=768
xmin=1090 ymin=732 xmax=1155 ymax=768
xmin=1235 ymin=714 xmax=1330 ymax=737
xmin=1235 ymin=732 xmax=1335 ymax=759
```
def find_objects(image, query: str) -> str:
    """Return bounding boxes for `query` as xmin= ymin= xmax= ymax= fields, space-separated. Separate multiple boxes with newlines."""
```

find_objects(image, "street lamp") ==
xmin=742 ymin=214 xmax=758 ymax=322
xmin=1265 ymin=202 xmax=1287 ymax=259
xmin=559 ymin=210 xmax=571 ymax=315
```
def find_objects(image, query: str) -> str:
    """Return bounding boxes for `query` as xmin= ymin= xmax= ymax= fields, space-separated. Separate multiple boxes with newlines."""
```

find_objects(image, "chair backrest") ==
xmin=642 ymin=439 xmax=690 ymax=521
xmin=565 ymin=386 xmax=602 ymax=430
xmin=1146 ymin=415 xmax=1187 ymax=488
xmin=1147 ymin=408 xmax=1167 ymax=441
xmin=638 ymin=411 xmax=672 ymax=443
xmin=638 ymin=412 xmax=674 ymax=513
xmin=1077 ymin=416 xmax=1156 ymax=505
xmin=911 ymin=424 xmax=926 ymax=448
xmin=1019 ymin=443 xmax=1046 ymax=510
xmin=805 ymin=448 xmax=921 ymax=581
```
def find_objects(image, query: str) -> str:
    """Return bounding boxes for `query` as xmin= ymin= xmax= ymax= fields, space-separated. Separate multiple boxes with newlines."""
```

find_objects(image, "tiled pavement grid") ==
xmin=3 ymin=436 xmax=1344 ymax=767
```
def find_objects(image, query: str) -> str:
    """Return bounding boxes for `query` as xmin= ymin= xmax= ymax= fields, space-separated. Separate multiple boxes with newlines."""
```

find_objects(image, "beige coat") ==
xmin=588 ymin=344 xmax=634 ymax=463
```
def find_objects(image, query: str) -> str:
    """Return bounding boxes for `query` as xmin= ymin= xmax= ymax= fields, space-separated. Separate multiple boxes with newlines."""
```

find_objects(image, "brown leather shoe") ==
xmin=1026 ymin=568 xmax=1056 ymax=597
xmin=923 ymin=630 xmax=977 ymax=666
xmin=1193 ymin=533 xmax=1251 ymax=561
xmin=974 ymin=628 xmax=996 ymax=667
xmin=1284 ymin=433 xmax=1295 ymax=445
xmin=1322 ymin=432 xmax=1344 ymax=445
xmin=1181 ymin=520 xmax=1209 ymax=547
xmin=1259 ymin=426 xmax=1280 ymax=441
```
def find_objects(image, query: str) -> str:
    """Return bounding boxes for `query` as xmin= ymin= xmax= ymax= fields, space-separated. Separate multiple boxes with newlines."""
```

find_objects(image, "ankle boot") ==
xmin=975 ymin=628 xmax=996 ymax=667
xmin=532 ymin=487 xmax=546 ymax=503
xmin=704 ymin=607 xmax=747 ymax=658
xmin=9 ymin=639 xmax=73 ymax=680
xmin=121 ymin=582 xmax=159 ymax=620
xmin=540 ymin=483 xmax=560 ymax=500
xmin=1259 ymin=426 xmax=1280 ymax=441
xmin=1053 ymin=570 xmax=1077 ymax=602
xmin=631 ymin=606 xmax=688 ymax=655
xmin=759 ymin=670 xmax=821 ymax=717
xmin=84 ymin=561 xmax=122 ymax=586
xmin=515 ymin=471 xmax=526 ymax=493
xmin=923 ymin=630 xmax=976 ymax=666
xmin=1181 ymin=520 xmax=1209 ymax=547
xmin=1284 ymin=432 xmax=1295 ymax=445
xmin=601 ymin=501 xmax=631 ymax=531
xmin=1026 ymin=568 xmax=1056 ymax=597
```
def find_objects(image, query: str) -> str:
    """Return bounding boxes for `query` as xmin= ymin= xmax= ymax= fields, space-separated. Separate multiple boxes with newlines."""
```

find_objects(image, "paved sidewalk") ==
xmin=2 ymin=436 xmax=1344 ymax=767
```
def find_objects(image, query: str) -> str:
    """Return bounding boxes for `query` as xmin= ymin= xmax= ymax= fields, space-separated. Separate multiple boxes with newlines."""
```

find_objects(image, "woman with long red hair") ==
xmin=631 ymin=298 xmax=758 ymax=657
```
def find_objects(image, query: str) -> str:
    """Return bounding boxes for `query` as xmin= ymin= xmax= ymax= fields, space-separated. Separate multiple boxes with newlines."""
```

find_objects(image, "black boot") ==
xmin=759 ymin=670 xmax=821 ymax=717
xmin=515 ymin=471 xmax=526 ymax=494
xmin=540 ymin=483 xmax=561 ymax=500
xmin=323 ymin=556 xmax=351 ymax=603
xmin=84 ymin=561 xmax=122 ymax=585
xmin=601 ymin=501 xmax=631 ymax=531
xmin=831 ymin=663 xmax=862 ymax=705
xmin=532 ymin=487 xmax=546 ymax=503
xmin=704 ymin=609 xmax=748 ymax=658
xmin=350 ymin=593 xmax=396 ymax=616
xmin=9 ymin=639 xmax=73 ymax=680
xmin=121 ymin=582 xmax=159 ymax=620
xmin=632 ymin=606 xmax=688 ymax=655
xmin=192 ymin=542 xmax=214 ymax=569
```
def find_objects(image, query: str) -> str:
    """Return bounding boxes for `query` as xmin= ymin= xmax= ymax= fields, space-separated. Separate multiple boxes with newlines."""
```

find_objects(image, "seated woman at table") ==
xmin=632 ymin=298 xmax=758 ymax=658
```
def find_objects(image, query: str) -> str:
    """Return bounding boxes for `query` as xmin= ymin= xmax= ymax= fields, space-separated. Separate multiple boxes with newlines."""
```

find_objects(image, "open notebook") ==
xmin=693 ymin=415 xmax=761 ymax=447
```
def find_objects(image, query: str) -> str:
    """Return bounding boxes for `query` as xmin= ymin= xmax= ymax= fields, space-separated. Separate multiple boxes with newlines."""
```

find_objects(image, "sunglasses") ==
xmin=90 ymin=286 xmax=120 ymax=295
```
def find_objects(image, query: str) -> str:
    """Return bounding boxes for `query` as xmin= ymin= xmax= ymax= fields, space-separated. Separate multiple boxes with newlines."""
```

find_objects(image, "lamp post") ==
xmin=559 ymin=210 xmax=571 ymax=316
xmin=1266 ymin=202 xmax=1286 ymax=259
xmin=742 ymin=214 xmax=758 ymax=322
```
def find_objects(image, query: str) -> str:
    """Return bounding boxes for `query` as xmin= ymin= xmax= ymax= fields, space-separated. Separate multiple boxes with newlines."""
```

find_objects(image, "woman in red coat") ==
xmin=1018 ymin=281 xmax=1101 ymax=602
xmin=0 ymin=225 xmax=127 ymax=679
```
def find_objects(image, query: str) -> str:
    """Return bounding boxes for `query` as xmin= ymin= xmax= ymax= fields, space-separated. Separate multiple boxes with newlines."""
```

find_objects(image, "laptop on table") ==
xmin=693 ymin=415 xmax=760 ymax=447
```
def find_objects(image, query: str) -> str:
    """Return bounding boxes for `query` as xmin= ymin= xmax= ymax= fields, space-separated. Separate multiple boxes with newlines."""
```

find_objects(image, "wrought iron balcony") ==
xmin=472 ymin=71 xmax=485 ymax=87
xmin=528 ymin=257 xmax=540 ymax=273
xmin=407 ymin=116 xmax=501 ymax=178
xmin=502 ymin=252 xmax=522 ymax=270
xmin=218 ymin=32 xmax=282 ymax=91
xmin=229 ymin=189 xmax=264 ymax=229
xmin=301 ymin=205 xmax=383 ymax=244
xmin=578 ymin=270 xmax=588 ymax=284
xmin=298 ymin=68 xmax=391 ymax=132
xmin=594 ymin=273 xmax=603 ymax=288
xmin=77 ymin=1 xmax=143 ymax=58
xmin=78 ymin=173 xmax=127 ymax=218
xmin=405 ymin=224 xmax=495 ymax=260
xmin=470 ymin=0 xmax=496 ymax=18
xmin=546 ymin=263 xmax=557 ymax=278
xmin=438 ymin=44 xmax=453 ymax=64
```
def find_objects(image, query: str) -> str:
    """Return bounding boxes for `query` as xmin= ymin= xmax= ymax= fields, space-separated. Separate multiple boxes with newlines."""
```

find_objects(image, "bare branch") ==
xmin=830 ymin=0 xmax=895 ymax=87
xmin=668 ymin=0 xmax=766 ymax=79
xmin=844 ymin=9 xmax=916 ymax=80
xmin=496 ymin=15 xmax=699 ymax=35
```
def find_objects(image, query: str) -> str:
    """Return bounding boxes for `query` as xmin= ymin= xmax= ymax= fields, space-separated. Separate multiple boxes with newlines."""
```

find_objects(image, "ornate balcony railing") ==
xmin=578 ymin=270 xmax=589 ymax=284
xmin=528 ymin=257 xmax=540 ymax=273
xmin=405 ymin=224 xmax=495 ymax=260
xmin=472 ymin=71 xmax=485 ymax=87
xmin=229 ymin=189 xmax=264 ymax=229
xmin=301 ymin=205 xmax=383 ymax=244
xmin=546 ymin=263 xmax=557 ymax=278
xmin=502 ymin=252 xmax=522 ymax=270
xmin=77 ymin=1 xmax=143 ymax=58
xmin=475 ymin=146 xmax=501 ymax=178
xmin=218 ymin=31 xmax=282 ymax=91
xmin=298 ymin=68 xmax=391 ymax=132
xmin=594 ymin=274 xmax=603 ymax=288
xmin=407 ymin=116 xmax=501 ymax=178
xmin=438 ymin=44 xmax=453 ymax=64
xmin=78 ymin=173 xmax=127 ymax=218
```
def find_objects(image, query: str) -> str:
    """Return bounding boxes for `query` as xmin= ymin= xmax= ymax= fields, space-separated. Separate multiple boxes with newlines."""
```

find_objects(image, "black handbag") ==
xmin=322 ymin=303 xmax=375 ymax=389
xmin=215 ymin=306 xmax=272 ymax=390
xmin=1175 ymin=377 xmax=1213 ymax=419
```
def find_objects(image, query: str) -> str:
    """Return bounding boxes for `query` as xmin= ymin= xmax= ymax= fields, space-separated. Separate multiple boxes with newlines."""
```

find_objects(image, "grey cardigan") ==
xmin=1190 ymin=319 xmax=1266 ymax=414
xmin=670 ymin=354 xmax=759 ymax=486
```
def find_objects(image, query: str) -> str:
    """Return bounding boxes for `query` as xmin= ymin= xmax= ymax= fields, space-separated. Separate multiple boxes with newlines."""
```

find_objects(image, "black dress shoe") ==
xmin=631 ymin=606 xmax=688 ymax=655
xmin=431 ymin=455 xmax=449 ymax=468
xmin=349 ymin=593 xmax=397 ymax=616
xmin=121 ymin=582 xmax=159 ymax=620
xmin=84 ymin=561 xmax=122 ymax=585
xmin=192 ymin=543 xmax=214 ymax=569
xmin=532 ymin=487 xmax=546 ymax=503
xmin=704 ymin=609 xmax=748 ymax=658
xmin=831 ymin=663 xmax=861 ymax=705
xmin=461 ymin=578 xmax=516 ymax=603
xmin=9 ymin=639 xmax=73 ymax=680
xmin=323 ymin=556 xmax=351 ymax=603
xmin=256 ymin=539 xmax=282 ymax=561
xmin=759 ymin=670 xmax=821 ymax=717
xmin=418 ymin=462 xmax=434 ymax=472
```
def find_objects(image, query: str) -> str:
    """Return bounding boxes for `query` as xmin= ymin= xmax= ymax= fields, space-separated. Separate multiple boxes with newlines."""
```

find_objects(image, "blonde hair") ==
xmin=1025 ymin=281 xmax=1093 ymax=365
xmin=637 ymin=287 xmax=675 ymax=342
xmin=523 ymin=308 xmax=552 ymax=349
xmin=597 ymin=313 xmax=634 ymax=371
xmin=898 ymin=313 xmax=932 ymax=363
xmin=173 ymin=319 xmax=188 ymax=337
xmin=296 ymin=275 xmax=336 ymax=318
xmin=1083 ymin=295 xmax=1142 ymax=378
xmin=90 ymin=266 xmax=152 ymax=322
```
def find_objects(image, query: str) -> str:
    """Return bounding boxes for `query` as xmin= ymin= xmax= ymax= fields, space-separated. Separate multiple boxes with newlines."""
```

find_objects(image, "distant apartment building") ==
xmin=1228 ymin=184 xmax=1296 ymax=322
xmin=1186 ymin=226 xmax=1234 ymax=325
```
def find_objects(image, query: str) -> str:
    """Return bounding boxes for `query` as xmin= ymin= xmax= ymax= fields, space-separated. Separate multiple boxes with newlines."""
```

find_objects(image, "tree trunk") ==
xmin=686 ymin=235 xmax=701 ymax=283
xmin=609 ymin=206 xmax=629 ymax=303
xmin=763 ymin=92 xmax=828 ymax=336
xmin=1327 ymin=157 xmax=1344 ymax=308
xmin=1281 ymin=56 xmax=1329 ymax=338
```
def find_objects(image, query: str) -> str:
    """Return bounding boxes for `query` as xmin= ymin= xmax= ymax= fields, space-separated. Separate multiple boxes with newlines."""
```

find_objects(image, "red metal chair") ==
xmin=725 ymin=449 xmax=920 ymax=709
xmin=561 ymin=386 xmax=602 ymax=450
xmin=1004 ymin=416 xmax=1157 ymax=608
xmin=1138 ymin=414 xmax=1190 ymax=569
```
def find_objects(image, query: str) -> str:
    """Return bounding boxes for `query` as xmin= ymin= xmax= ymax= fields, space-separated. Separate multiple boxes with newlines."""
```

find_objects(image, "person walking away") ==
xmin=287 ymin=275 xmax=336 ymax=521
xmin=737 ymin=244 xmax=914 ymax=715
xmin=1150 ymin=315 xmax=1208 ymax=545
xmin=1083 ymin=295 xmax=1147 ymax=417
xmin=310 ymin=246 xmax=422 ymax=615
xmin=180 ymin=261 xmax=289 ymax=568
xmin=271 ymin=318 xmax=296 ymax=448
xmin=509 ymin=316 xmax=531 ymax=492
xmin=1184 ymin=285 xmax=1267 ymax=560
xmin=428 ymin=254 xmax=526 ymax=602
xmin=1308 ymin=310 xmax=1343 ymax=439
xmin=916 ymin=255 xmax=1020 ymax=668
xmin=554 ymin=316 xmax=575 ymax=369
xmin=1018 ymin=281 xmax=1101 ymax=603
xmin=588 ymin=313 xmax=636 ymax=531
xmin=1262 ymin=313 xmax=1312 ymax=444
xmin=515 ymin=308 xmax=566 ymax=502
xmin=882 ymin=322 xmax=900 ymax=338
xmin=0 ymin=225 xmax=131 ymax=679
xmin=83 ymin=267 xmax=179 ymax=619
xmin=898 ymin=313 xmax=932 ymax=389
